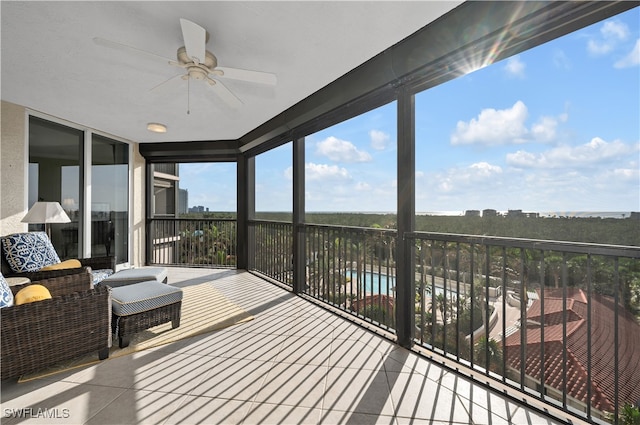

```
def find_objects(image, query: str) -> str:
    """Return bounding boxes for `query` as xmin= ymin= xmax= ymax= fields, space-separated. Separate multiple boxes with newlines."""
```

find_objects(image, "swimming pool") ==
xmin=347 ymin=270 xmax=395 ymax=294
xmin=347 ymin=270 xmax=458 ymax=297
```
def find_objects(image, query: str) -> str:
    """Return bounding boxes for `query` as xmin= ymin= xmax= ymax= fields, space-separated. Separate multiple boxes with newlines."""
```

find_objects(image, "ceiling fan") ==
xmin=94 ymin=18 xmax=277 ymax=110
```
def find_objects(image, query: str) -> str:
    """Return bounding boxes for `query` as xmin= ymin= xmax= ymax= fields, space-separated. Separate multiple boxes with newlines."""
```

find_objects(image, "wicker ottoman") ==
xmin=111 ymin=280 xmax=183 ymax=348
xmin=102 ymin=267 xmax=169 ymax=288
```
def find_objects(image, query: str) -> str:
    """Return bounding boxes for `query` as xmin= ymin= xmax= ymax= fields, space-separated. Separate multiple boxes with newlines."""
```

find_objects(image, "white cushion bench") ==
xmin=110 ymin=280 xmax=182 ymax=348
xmin=101 ymin=267 xmax=168 ymax=288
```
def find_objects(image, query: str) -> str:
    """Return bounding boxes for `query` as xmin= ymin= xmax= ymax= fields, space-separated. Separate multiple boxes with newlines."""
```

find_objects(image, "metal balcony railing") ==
xmin=150 ymin=218 xmax=640 ymax=424
xmin=407 ymin=232 xmax=640 ymax=424
xmin=149 ymin=218 xmax=236 ymax=267
xmin=249 ymin=220 xmax=294 ymax=286
xmin=302 ymin=223 xmax=398 ymax=330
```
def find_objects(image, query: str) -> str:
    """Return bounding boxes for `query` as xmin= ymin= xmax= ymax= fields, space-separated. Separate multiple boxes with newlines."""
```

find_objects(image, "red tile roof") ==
xmin=504 ymin=288 xmax=640 ymax=413
xmin=350 ymin=294 xmax=394 ymax=313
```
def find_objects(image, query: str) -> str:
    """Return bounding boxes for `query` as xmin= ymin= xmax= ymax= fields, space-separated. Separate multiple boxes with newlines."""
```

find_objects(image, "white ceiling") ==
xmin=1 ymin=1 xmax=462 ymax=144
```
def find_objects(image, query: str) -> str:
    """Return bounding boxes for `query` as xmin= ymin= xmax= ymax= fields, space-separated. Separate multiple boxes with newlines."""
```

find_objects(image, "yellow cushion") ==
xmin=40 ymin=259 xmax=82 ymax=271
xmin=14 ymin=284 xmax=52 ymax=305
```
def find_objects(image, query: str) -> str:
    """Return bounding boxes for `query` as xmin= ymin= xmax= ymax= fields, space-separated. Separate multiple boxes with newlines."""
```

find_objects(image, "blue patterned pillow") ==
xmin=92 ymin=269 xmax=114 ymax=285
xmin=0 ymin=273 xmax=14 ymax=308
xmin=1 ymin=232 xmax=61 ymax=273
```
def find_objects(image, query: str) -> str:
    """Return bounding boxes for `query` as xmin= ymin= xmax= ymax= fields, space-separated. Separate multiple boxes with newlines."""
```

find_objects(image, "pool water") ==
xmin=347 ymin=270 xmax=395 ymax=294
xmin=347 ymin=270 xmax=458 ymax=298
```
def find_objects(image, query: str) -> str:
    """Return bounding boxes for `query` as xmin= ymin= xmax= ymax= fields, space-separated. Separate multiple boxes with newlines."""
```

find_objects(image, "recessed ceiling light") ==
xmin=147 ymin=122 xmax=167 ymax=133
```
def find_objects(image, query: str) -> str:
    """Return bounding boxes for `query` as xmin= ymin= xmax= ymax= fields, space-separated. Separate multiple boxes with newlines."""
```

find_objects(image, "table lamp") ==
xmin=21 ymin=201 xmax=71 ymax=239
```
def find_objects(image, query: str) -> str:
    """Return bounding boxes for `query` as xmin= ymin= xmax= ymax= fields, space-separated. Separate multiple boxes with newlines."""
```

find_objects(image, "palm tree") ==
xmin=475 ymin=336 xmax=503 ymax=374
xmin=545 ymin=253 xmax=564 ymax=288
xmin=434 ymin=293 xmax=446 ymax=322
xmin=427 ymin=322 xmax=471 ymax=358
xmin=473 ymin=281 xmax=489 ymax=335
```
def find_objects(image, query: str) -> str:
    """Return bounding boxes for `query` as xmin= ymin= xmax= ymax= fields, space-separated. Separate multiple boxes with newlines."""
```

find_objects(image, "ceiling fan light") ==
xmin=147 ymin=122 xmax=167 ymax=133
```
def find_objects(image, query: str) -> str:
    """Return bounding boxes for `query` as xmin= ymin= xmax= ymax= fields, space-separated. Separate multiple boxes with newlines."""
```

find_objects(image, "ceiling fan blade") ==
xmin=207 ymin=78 xmax=242 ymax=110
xmin=215 ymin=67 xmax=277 ymax=86
xmin=93 ymin=37 xmax=176 ymax=65
xmin=149 ymin=73 xmax=184 ymax=92
xmin=180 ymin=18 xmax=206 ymax=65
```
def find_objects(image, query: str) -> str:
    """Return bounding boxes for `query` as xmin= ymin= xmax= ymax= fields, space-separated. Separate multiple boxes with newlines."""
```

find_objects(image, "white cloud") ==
xmin=601 ymin=20 xmax=630 ymax=41
xmin=506 ymin=137 xmax=639 ymax=168
xmin=316 ymin=136 xmax=372 ymax=162
xmin=614 ymin=39 xmax=640 ymax=68
xmin=302 ymin=162 xmax=352 ymax=181
xmin=451 ymin=101 xmax=529 ymax=146
xmin=587 ymin=20 xmax=630 ymax=56
xmin=530 ymin=114 xmax=566 ymax=143
xmin=416 ymin=159 xmax=639 ymax=212
xmin=610 ymin=167 xmax=640 ymax=181
xmin=286 ymin=162 xmax=351 ymax=181
xmin=450 ymin=101 xmax=569 ymax=146
xmin=504 ymin=55 xmax=525 ymax=78
xmin=469 ymin=162 xmax=503 ymax=177
xmin=427 ymin=162 xmax=503 ymax=194
xmin=303 ymin=174 xmax=397 ymax=212
xmin=588 ymin=39 xmax=613 ymax=56
xmin=415 ymin=162 xmax=510 ymax=211
xmin=506 ymin=151 xmax=536 ymax=167
xmin=553 ymin=49 xmax=571 ymax=70
xmin=369 ymin=130 xmax=391 ymax=150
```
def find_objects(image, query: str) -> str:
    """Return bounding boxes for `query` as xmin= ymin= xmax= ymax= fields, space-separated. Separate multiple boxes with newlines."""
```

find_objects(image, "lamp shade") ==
xmin=21 ymin=202 xmax=71 ymax=224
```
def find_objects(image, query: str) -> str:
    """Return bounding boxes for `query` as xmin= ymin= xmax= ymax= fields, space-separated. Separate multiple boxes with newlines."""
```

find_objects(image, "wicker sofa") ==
xmin=0 ymin=231 xmax=116 ymax=283
xmin=1 ymin=270 xmax=112 ymax=379
xmin=1 ymin=255 xmax=115 ymax=282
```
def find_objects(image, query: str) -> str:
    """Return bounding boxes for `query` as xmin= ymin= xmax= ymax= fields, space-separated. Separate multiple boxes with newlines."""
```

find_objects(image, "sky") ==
xmin=180 ymin=8 xmax=639 ymax=215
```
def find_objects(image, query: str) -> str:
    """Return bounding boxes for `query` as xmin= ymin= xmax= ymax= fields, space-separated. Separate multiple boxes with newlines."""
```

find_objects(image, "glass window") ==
xmin=29 ymin=116 xmax=131 ymax=263
xmin=29 ymin=116 xmax=83 ymax=259
xmin=92 ymin=135 xmax=129 ymax=263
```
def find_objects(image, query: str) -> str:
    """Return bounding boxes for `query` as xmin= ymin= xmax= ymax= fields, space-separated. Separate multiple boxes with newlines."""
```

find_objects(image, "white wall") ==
xmin=0 ymin=101 xmax=27 ymax=235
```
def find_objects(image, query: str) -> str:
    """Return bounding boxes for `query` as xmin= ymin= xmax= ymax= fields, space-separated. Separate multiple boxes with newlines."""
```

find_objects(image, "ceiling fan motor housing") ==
xmin=177 ymin=46 xmax=218 ymax=81
xmin=177 ymin=46 xmax=217 ymax=69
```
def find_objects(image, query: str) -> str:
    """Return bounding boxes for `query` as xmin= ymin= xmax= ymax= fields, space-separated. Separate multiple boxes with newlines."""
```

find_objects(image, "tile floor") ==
xmin=1 ymin=268 xmax=580 ymax=424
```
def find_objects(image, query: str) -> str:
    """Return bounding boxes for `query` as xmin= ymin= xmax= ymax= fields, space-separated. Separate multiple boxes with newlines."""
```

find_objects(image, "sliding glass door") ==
xmin=29 ymin=116 xmax=83 ymax=258
xmin=28 ymin=115 xmax=130 ymax=264
xmin=92 ymin=135 xmax=129 ymax=263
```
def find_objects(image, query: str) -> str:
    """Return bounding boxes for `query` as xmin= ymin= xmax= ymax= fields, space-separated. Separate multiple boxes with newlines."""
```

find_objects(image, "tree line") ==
xmin=192 ymin=211 xmax=640 ymax=247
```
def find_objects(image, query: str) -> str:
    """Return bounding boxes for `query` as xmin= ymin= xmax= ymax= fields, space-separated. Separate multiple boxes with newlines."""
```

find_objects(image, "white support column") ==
xmin=82 ymin=131 xmax=92 ymax=258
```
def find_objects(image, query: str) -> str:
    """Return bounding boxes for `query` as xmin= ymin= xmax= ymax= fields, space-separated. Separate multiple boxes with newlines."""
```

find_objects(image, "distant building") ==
xmin=178 ymin=189 xmax=188 ymax=215
xmin=630 ymin=212 xmax=640 ymax=220
xmin=504 ymin=288 xmax=640 ymax=419
xmin=188 ymin=205 xmax=210 ymax=213
xmin=465 ymin=210 xmax=481 ymax=217
xmin=507 ymin=209 xmax=524 ymax=218
xmin=483 ymin=209 xmax=498 ymax=217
